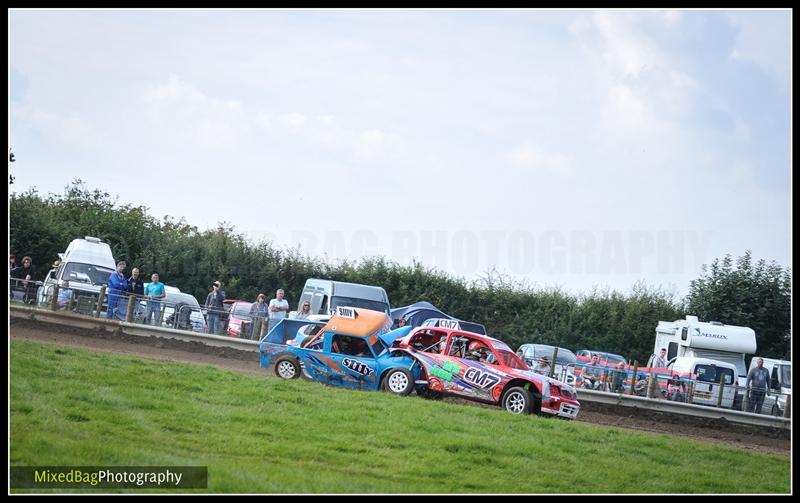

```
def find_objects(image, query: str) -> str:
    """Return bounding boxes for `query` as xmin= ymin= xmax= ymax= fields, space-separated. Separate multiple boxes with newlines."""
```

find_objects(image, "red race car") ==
xmin=393 ymin=327 xmax=580 ymax=419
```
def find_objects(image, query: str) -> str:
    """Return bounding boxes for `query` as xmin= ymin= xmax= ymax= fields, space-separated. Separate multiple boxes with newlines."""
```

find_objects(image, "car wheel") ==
xmin=382 ymin=368 xmax=414 ymax=396
xmin=501 ymin=386 xmax=532 ymax=415
xmin=274 ymin=356 xmax=301 ymax=380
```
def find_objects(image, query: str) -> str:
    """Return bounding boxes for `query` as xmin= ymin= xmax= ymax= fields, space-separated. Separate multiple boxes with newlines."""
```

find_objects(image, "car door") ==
xmin=319 ymin=334 xmax=381 ymax=390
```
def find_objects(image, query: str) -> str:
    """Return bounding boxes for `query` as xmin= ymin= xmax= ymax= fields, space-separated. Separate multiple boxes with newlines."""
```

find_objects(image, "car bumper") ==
xmin=541 ymin=400 xmax=580 ymax=419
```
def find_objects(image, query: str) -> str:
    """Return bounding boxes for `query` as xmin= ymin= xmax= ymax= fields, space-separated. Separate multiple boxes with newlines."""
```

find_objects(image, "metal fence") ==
xmin=571 ymin=358 xmax=791 ymax=419
xmin=9 ymin=277 xmax=273 ymax=340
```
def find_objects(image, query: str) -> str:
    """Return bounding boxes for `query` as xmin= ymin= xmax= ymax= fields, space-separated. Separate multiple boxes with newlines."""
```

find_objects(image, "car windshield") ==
xmin=496 ymin=350 xmax=528 ymax=370
xmin=232 ymin=304 xmax=252 ymax=318
xmin=330 ymin=296 xmax=389 ymax=315
xmin=63 ymin=262 xmax=114 ymax=286
xmin=780 ymin=365 xmax=791 ymax=388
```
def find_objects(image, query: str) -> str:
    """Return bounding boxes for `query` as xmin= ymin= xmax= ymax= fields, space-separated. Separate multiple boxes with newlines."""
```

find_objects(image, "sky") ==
xmin=8 ymin=9 xmax=792 ymax=297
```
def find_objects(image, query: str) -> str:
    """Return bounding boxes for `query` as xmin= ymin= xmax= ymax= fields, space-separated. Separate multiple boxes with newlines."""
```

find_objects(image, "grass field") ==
xmin=10 ymin=339 xmax=790 ymax=494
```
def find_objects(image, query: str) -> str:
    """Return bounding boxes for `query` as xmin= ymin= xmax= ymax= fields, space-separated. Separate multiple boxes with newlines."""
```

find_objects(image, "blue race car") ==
xmin=259 ymin=307 xmax=419 ymax=395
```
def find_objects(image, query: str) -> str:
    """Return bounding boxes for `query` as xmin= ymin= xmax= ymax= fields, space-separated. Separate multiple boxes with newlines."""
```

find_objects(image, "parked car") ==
xmin=225 ymin=300 xmax=253 ymax=338
xmin=260 ymin=307 xmax=419 ymax=394
xmin=516 ymin=343 xmax=577 ymax=386
xmin=575 ymin=349 xmax=627 ymax=366
xmin=393 ymin=327 xmax=580 ymax=419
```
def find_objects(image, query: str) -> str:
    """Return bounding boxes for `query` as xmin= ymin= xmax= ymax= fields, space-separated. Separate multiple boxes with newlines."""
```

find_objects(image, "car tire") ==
xmin=382 ymin=368 xmax=414 ymax=396
xmin=501 ymin=386 xmax=532 ymax=415
xmin=274 ymin=356 xmax=301 ymax=380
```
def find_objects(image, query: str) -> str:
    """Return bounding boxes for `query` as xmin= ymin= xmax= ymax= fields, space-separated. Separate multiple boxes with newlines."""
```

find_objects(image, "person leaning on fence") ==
xmin=205 ymin=281 xmax=225 ymax=334
xmin=144 ymin=273 xmax=166 ymax=326
xmin=126 ymin=267 xmax=145 ymax=320
xmin=582 ymin=354 xmax=602 ymax=389
xmin=249 ymin=293 xmax=269 ymax=337
xmin=667 ymin=373 xmax=687 ymax=402
xmin=745 ymin=357 xmax=770 ymax=414
xmin=56 ymin=279 xmax=74 ymax=309
xmin=10 ymin=255 xmax=35 ymax=303
xmin=610 ymin=362 xmax=627 ymax=393
xmin=106 ymin=261 xmax=128 ymax=319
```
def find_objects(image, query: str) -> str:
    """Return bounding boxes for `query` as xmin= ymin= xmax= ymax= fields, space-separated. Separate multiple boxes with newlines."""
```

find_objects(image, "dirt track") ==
xmin=9 ymin=318 xmax=791 ymax=456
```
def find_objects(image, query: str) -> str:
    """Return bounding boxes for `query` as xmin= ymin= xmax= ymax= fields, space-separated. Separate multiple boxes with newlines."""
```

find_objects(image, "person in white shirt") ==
xmin=268 ymin=288 xmax=290 ymax=332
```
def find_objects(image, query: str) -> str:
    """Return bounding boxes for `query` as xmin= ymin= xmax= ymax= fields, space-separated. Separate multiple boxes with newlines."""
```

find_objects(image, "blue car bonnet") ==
xmin=379 ymin=325 xmax=413 ymax=348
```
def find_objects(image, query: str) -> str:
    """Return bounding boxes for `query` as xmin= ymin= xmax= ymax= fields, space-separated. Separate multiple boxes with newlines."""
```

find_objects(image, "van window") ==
xmin=681 ymin=327 xmax=688 ymax=341
xmin=780 ymin=365 xmax=791 ymax=389
xmin=695 ymin=365 xmax=734 ymax=385
xmin=330 ymin=296 xmax=389 ymax=315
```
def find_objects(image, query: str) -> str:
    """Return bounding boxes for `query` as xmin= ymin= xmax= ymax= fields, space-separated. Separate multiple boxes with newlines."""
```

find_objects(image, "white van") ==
xmin=748 ymin=357 xmax=791 ymax=416
xmin=668 ymin=356 xmax=738 ymax=409
xmin=296 ymin=278 xmax=391 ymax=317
xmin=37 ymin=236 xmax=116 ymax=306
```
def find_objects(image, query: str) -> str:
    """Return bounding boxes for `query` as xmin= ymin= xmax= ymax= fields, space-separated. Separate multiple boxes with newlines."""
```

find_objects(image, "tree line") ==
xmin=10 ymin=180 xmax=791 ymax=363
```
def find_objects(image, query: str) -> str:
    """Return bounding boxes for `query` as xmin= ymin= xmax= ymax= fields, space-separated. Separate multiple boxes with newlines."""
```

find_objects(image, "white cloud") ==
xmin=507 ymin=143 xmax=574 ymax=178
xmin=143 ymin=74 xmax=247 ymax=150
xmin=353 ymin=129 xmax=400 ymax=162
xmin=16 ymin=107 xmax=96 ymax=147
xmin=727 ymin=11 xmax=790 ymax=78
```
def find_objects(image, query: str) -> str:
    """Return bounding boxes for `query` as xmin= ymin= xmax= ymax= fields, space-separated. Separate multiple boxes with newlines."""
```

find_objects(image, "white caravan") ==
xmin=655 ymin=315 xmax=756 ymax=389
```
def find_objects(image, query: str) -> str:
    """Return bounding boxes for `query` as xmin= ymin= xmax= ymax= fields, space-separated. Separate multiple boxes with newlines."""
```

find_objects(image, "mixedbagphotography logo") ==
xmin=10 ymin=466 xmax=208 ymax=489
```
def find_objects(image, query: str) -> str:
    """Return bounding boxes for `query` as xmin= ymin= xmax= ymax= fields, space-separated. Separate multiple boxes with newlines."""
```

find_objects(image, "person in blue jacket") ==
xmin=106 ymin=260 xmax=128 ymax=319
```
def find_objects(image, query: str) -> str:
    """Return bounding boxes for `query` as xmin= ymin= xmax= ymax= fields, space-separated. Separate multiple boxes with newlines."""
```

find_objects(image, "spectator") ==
xmin=56 ymin=279 xmax=74 ymax=309
xmin=294 ymin=300 xmax=312 ymax=320
xmin=205 ymin=281 xmax=225 ymax=334
xmin=648 ymin=348 xmax=668 ymax=369
xmin=610 ymin=362 xmax=627 ymax=393
xmin=127 ymin=267 xmax=145 ymax=320
xmin=9 ymin=253 xmax=16 ymax=273
xmin=746 ymin=357 xmax=770 ymax=414
xmin=10 ymin=255 xmax=35 ymax=303
xmin=582 ymin=354 xmax=602 ymax=390
xmin=127 ymin=267 xmax=145 ymax=297
xmin=106 ymin=261 xmax=128 ymax=319
xmin=144 ymin=273 xmax=166 ymax=326
xmin=268 ymin=288 xmax=290 ymax=332
xmin=249 ymin=293 xmax=269 ymax=338
xmin=667 ymin=373 xmax=687 ymax=402
xmin=633 ymin=374 xmax=649 ymax=396
xmin=532 ymin=356 xmax=551 ymax=376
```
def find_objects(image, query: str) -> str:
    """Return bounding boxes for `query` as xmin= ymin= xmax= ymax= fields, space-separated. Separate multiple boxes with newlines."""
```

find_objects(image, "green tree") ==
xmin=687 ymin=251 xmax=791 ymax=359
